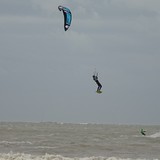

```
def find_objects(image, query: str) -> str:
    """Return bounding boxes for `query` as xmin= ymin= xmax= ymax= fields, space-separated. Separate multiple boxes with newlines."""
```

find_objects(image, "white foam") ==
xmin=148 ymin=132 xmax=160 ymax=138
xmin=0 ymin=153 xmax=158 ymax=160
xmin=33 ymin=146 xmax=58 ymax=149
xmin=0 ymin=141 xmax=32 ymax=145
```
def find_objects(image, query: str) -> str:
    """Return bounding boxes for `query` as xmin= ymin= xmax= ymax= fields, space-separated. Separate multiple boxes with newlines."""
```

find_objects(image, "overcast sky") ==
xmin=0 ymin=0 xmax=160 ymax=124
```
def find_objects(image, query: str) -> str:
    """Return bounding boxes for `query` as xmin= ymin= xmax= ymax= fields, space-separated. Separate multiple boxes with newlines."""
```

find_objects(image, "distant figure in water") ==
xmin=93 ymin=72 xmax=102 ymax=93
xmin=141 ymin=129 xmax=146 ymax=136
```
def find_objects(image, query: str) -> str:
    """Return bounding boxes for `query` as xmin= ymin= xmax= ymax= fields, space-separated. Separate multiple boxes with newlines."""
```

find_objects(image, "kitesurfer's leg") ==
xmin=97 ymin=81 xmax=102 ymax=91
xmin=97 ymin=85 xmax=102 ymax=92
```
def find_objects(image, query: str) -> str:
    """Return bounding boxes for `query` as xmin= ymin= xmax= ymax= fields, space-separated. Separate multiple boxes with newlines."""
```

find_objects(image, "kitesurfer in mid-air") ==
xmin=93 ymin=72 xmax=102 ymax=93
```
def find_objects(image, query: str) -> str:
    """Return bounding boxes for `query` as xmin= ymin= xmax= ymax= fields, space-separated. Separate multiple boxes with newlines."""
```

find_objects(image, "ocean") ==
xmin=0 ymin=122 xmax=160 ymax=160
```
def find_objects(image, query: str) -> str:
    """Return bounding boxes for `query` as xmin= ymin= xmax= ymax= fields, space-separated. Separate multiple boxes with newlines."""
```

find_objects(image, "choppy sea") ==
xmin=0 ymin=122 xmax=160 ymax=160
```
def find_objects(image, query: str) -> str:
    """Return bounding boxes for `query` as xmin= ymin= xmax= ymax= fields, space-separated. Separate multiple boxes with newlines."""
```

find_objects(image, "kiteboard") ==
xmin=96 ymin=90 xmax=102 ymax=94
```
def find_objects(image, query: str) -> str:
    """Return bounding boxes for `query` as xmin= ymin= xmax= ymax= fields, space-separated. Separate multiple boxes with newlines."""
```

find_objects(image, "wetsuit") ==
xmin=93 ymin=75 xmax=102 ymax=92
xmin=141 ymin=129 xmax=146 ymax=136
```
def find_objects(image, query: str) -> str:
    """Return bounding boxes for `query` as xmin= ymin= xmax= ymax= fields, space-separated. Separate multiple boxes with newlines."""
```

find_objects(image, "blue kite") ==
xmin=58 ymin=5 xmax=72 ymax=31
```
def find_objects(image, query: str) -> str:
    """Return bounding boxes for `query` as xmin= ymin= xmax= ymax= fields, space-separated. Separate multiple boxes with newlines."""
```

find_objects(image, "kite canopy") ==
xmin=58 ymin=5 xmax=72 ymax=31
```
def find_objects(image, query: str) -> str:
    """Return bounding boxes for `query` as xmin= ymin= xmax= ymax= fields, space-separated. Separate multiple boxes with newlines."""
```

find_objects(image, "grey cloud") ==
xmin=0 ymin=0 xmax=160 ymax=124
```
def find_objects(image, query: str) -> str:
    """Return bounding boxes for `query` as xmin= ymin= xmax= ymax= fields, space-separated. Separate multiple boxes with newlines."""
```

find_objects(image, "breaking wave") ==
xmin=0 ymin=141 xmax=32 ymax=145
xmin=148 ymin=132 xmax=160 ymax=138
xmin=0 ymin=153 xmax=158 ymax=160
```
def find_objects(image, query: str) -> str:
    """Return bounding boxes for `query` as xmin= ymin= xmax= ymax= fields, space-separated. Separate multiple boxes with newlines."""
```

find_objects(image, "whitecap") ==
xmin=0 ymin=153 xmax=158 ymax=160
xmin=148 ymin=132 xmax=160 ymax=138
